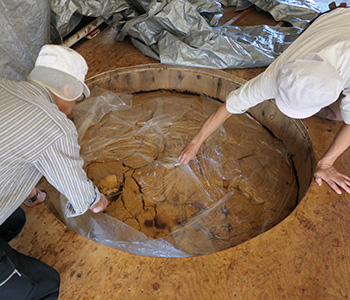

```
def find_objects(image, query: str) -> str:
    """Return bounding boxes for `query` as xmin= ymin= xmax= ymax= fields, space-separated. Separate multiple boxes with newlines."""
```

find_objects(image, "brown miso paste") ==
xmin=80 ymin=91 xmax=297 ymax=255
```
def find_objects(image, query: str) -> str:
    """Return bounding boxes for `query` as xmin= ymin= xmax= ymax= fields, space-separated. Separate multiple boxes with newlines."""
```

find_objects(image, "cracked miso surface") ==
xmin=79 ymin=90 xmax=297 ymax=255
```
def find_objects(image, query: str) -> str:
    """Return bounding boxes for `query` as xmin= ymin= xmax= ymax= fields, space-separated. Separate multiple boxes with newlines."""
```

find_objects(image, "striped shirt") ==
xmin=0 ymin=78 xmax=99 ymax=225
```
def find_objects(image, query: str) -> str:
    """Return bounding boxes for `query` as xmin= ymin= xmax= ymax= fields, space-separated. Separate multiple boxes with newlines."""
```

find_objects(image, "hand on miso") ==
xmin=178 ymin=140 xmax=200 ymax=165
xmin=178 ymin=105 xmax=231 ymax=165
xmin=90 ymin=194 xmax=108 ymax=213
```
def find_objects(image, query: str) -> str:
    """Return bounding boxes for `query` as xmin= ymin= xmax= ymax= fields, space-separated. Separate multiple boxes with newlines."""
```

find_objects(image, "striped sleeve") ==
xmin=35 ymin=131 xmax=100 ymax=217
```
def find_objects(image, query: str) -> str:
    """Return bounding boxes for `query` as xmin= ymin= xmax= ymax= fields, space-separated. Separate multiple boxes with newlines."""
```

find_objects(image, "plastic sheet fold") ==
xmin=158 ymin=24 xmax=301 ymax=68
xmin=50 ymin=0 xmax=131 ymax=37
xmin=46 ymin=87 xmax=298 ymax=257
xmin=249 ymin=0 xmax=320 ymax=28
xmin=49 ymin=0 xmax=322 ymax=69
xmin=115 ymin=0 xmax=319 ymax=69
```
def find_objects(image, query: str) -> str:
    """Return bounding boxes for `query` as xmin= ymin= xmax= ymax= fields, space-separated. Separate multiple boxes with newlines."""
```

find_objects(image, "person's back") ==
xmin=225 ymin=7 xmax=350 ymax=117
xmin=267 ymin=7 xmax=350 ymax=79
xmin=178 ymin=6 xmax=350 ymax=196
xmin=0 ymin=45 xmax=109 ymax=300
xmin=0 ymin=78 xmax=74 ymax=224
xmin=0 ymin=79 xmax=64 ymax=300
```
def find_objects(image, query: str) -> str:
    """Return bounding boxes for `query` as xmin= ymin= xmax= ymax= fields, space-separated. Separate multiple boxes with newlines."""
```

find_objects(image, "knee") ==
xmin=51 ymin=267 xmax=61 ymax=297
xmin=42 ymin=265 xmax=61 ymax=299
xmin=10 ymin=208 xmax=26 ymax=238
xmin=0 ymin=208 xmax=26 ymax=242
xmin=14 ymin=208 xmax=26 ymax=230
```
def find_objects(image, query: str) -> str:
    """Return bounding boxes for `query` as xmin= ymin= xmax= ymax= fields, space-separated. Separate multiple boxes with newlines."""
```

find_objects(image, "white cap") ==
xmin=28 ymin=45 xmax=90 ymax=101
xmin=275 ymin=53 xmax=344 ymax=119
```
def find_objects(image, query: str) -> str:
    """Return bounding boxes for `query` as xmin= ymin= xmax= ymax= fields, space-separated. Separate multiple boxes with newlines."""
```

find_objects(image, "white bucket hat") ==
xmin=275 ymin=53 xmax=344 ymax=119
xmin=28 ymin=45 xmax=90 ymax=101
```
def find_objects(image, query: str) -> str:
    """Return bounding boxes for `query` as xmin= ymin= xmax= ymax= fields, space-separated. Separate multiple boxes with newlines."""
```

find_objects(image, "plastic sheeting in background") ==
xmin=157 ymin=18 xmax=302 ymax=68
xmin=0 ymin=0 xmax=329 ymax=79
xmin=220 ymin=0 xmax=321 ymax=26
xmin=121 ymin=0 xmax=319 ymax=68
xmin=0 ymin=0 xmax=50 ymax=81
xmin=247 ymin=0 xmax=320 ymax=28
xmin=50 ymin=0 xmax=322 ymax=69
xmin=45 ymin=87 xmax=298 ymax=257
xmin=50 ymin=0 xmax=133 ymax=38
xmin=220 ymin=0 xmax=252 ymax=10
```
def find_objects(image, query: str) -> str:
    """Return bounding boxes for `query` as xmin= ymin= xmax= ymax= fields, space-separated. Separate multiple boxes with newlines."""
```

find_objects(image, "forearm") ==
xmin=191 ymin=104 xmax=231 ymax=146
xmin=318 ymin=123 xmax=350 ymax=167
xmin=36 ymin=135 xmax=100 ymax=216
xmin=178 ymin=104 xmax=231 ymax=164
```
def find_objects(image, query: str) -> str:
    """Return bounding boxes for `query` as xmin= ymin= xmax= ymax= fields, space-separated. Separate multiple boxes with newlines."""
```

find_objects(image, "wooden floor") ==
xmin=10 ymin=4 xmax=350 ymax=300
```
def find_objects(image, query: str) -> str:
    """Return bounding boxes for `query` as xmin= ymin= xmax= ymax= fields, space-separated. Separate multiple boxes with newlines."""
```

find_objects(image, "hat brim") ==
xmin=28 ymin=66 xmax=88 ymax=101
xmin=82 ymin=82 xmax=90 ymax=98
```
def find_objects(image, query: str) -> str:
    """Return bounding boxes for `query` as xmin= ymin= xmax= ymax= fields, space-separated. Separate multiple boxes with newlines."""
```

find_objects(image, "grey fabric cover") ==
xmin=1 ymin=0 xmax=327 ymax=79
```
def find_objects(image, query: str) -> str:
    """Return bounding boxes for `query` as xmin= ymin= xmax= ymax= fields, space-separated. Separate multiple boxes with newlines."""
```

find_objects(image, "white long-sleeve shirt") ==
xmin=226 ymin=8 xmax=350 ymax=123
xmin=0 ymin=79 xmax=100 ymax=225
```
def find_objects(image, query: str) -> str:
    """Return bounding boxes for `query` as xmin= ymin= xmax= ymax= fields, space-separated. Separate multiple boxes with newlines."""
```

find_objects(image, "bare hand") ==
xmin=90 ymin=194 xmax=108 ymax=213
xmin=36 ymin=189 xmax=47 ymax=203
xmin=314 ymin=164 xmax=350 ymax=195
xmin=23 ymin=188 xmax=46 ymax=207
xmin=178 ymin=141 xmax=200 ymax=165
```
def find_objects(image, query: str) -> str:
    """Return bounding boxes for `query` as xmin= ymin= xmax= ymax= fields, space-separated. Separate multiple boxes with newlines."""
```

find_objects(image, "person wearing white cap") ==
xmin=179 ymin=5 xmax=350 ymax=195
xmin=0 ymin=45 xmax=107 ymax=299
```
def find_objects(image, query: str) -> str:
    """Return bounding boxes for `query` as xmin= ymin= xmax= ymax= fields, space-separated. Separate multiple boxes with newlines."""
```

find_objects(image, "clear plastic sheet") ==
xmin=50 ymin=195 xmax=190 ymax=257
xmin=0 ymin=0 xmax=50 ymax=80
xmin=46 ymin=87 xmax=298 ymax=257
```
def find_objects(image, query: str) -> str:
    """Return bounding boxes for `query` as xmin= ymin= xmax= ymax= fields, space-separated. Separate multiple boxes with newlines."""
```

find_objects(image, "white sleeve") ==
xmin=225 ymin=70 xmax=278 ymax=114
xmin=340 ymin=88 xmax=350 ymax=124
